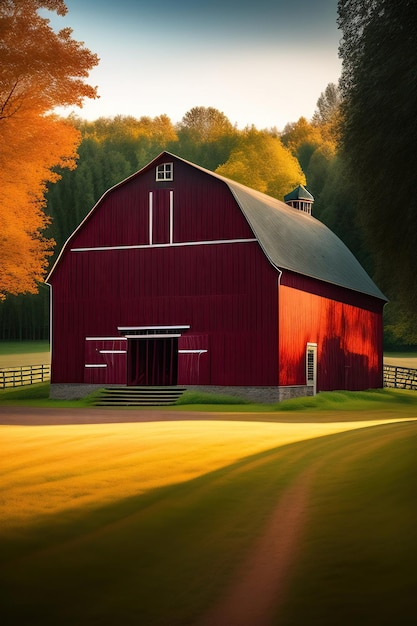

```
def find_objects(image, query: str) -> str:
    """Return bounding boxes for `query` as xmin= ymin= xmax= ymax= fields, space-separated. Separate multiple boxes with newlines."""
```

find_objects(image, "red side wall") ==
xmin=278 ymin=272 xmax=384 ymax=391
xmin=49 ymin=158 xmax=279 ymax=386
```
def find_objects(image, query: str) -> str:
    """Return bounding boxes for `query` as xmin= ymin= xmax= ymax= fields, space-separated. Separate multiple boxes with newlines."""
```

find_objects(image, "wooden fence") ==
xmin=0 ymin=364 xmax=50 ymax=389
xmin=0 ymin=362 xmax=415 ymax=392
xmin=383 ymin=364 xmax=417 ymax=391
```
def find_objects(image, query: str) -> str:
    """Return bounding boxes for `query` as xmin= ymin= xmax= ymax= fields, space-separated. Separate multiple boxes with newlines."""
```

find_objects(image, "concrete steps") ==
xmin=94 ymin=386 xmax=186 ymax=406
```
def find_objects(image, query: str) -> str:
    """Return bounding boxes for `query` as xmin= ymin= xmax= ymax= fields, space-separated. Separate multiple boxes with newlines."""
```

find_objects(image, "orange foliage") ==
xmin=0 ymin=1 xmax=99 ymax=299
xmin=0 ymin=112 xmax=81 ymax=297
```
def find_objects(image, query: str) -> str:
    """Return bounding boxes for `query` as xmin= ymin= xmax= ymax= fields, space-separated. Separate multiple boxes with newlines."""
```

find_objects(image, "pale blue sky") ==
xmin=47 ymin=0 xmax=342 ymax=129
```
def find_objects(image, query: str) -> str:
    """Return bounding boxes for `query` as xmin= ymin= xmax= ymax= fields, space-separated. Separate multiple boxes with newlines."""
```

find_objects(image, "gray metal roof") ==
xmin=226 ymin=181 xmax=386 ymax=300
xmin=162 ymin=153 xmax=386 ymax=301
xmin=284 ymin=184 xmax=314 ymax=202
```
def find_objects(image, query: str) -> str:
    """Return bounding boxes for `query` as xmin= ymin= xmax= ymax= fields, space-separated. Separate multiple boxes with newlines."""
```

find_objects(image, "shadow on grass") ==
xmin=1 ymin=421 xmax=416 ymax=626
xmin=279 ymin=419 xmax=417 ymax=626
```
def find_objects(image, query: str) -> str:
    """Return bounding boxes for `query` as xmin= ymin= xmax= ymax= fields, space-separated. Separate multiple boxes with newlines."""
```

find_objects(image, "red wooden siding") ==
xmin=172 ymin=174 xmax=254 ymax=242
xmin=50 ymin=157 xmax=278 ymax=386
xmin=67 ymin=160 xmax=254 ymax=251
xmin=278 ymin=279 xmax=384 ymax=391
xmin=72 ymin=184 xmax=150 ymax=249
xmin=50 ymin=241 xmax=278 ymax=386
xmin=281 ymin=271 xmax=383 ymax=313
xmin=178 ymin=334 xmax=210 ymax=385
xmin=152 ymin=190 xmax=171 ymax=244
xmin=84 ymin=338 xmax=127 ymax=384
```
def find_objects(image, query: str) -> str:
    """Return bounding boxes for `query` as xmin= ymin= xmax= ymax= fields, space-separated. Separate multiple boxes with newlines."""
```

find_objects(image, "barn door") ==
xmin=127 ymin=338 xmax=178 ymax=386
xmin=306 ymin=343 xmax=317 ymax=395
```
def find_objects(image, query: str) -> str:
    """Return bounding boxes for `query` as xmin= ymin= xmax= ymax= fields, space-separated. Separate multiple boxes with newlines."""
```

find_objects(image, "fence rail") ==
xmin=384 ymin=364 xmax=417 ymax=391
xmin=0 ymin=363 xmax=415 ymax=391
xmin=0 ymin=364 xmax=50 ymax=389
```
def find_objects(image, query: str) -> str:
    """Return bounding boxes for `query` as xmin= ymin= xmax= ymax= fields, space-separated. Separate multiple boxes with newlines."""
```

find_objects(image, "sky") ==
xmin=47 ymin=0 xmax=342 ymax=130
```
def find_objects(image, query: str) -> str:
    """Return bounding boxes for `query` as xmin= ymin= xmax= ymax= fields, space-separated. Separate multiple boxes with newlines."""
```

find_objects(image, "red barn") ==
xmin=47 ymin=152 xmax=387 ymax=401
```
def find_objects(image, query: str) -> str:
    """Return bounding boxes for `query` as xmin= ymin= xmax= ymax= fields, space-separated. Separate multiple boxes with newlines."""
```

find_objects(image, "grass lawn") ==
xmin=0 ymin=414 xmax=416 ymax=625
xmin=0 ymin=341 xmax=50 ymax=368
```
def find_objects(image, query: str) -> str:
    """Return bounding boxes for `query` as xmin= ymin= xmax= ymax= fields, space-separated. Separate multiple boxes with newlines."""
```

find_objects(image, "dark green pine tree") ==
xmin=338 ymin=0 xmax=417 ymax=311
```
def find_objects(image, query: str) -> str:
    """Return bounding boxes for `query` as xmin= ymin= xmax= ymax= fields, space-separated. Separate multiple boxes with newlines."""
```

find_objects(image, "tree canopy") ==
xmin=1 ymin=77 xmax=416 ymax=345
xmin=178 ymin=106 xmax=235 ymax=143
xmin=0 ymin=0 xmax=98 ymax=299
xmin=175 ymin=106 xmax=239 ymax=170
xmin=216 ymin=128 xmax=306 ymax=200
xmin=338 ymin=0 xmax=417 ymax=311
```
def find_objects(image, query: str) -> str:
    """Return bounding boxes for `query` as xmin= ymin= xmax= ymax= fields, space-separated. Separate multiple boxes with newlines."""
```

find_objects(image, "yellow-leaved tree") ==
xmin=215 ymin=128 xmax=306 ymax=200
xmin=0 ymin=0 xmax=98 ymax=299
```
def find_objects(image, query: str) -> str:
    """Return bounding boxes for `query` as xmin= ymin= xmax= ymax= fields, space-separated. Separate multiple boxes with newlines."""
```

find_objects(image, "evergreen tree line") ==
xmin=0 ymin=98 xmax=415 ymax=347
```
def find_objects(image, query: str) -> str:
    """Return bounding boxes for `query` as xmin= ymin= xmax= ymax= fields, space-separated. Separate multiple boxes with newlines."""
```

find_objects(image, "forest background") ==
xmin=1 ymin=0 xmax=416 ymax=350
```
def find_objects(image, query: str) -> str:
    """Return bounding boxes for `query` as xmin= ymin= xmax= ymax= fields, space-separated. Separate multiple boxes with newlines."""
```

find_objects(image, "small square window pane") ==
xmin=156 ymin=163 xmax=173 ymax=181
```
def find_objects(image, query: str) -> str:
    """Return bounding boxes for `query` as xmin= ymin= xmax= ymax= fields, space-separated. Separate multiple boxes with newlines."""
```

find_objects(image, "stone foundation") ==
xmin=50 ymin=383 xmax=313 ymax=403
xmin=185 ymin=385 xmax=313 ymax=403
xmin=49 ymin=383 xmax=116 ymax=400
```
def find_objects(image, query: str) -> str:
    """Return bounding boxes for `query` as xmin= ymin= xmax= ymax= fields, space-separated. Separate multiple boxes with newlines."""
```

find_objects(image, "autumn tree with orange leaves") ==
xmin=0 ymin=0 xmax=98 ymax=299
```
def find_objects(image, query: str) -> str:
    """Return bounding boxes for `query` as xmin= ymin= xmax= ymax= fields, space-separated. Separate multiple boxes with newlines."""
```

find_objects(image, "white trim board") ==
xmin=124 ymin=334 xmax=182 ymax=339
xmin=85 ymin=363 xmax=107 ymax=368
xmin=118 ymin=325 xmax=190 ymax=331
xmin=178 ymin=350 xmax=208 ymax=354
xmin=86 ymin=337 xmax=127 ymax=341
xmin=99 ymin=350 xmax=127 ymax=354
xmin=71 ymin=238 xmax=257 ymax=252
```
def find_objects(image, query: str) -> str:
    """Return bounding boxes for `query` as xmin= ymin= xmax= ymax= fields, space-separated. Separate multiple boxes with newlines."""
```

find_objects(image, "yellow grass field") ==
xmin=1 ymin=418 xmax=413 ymax=530
xmin=0 ymin=351 xmax=50 ymax=368
xmin=384 ymin=355 xmax=417 ymax=368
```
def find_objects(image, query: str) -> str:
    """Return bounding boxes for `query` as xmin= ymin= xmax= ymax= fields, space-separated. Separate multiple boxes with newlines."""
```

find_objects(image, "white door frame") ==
xmin=306 ymin=343 xmax=318 ymax=396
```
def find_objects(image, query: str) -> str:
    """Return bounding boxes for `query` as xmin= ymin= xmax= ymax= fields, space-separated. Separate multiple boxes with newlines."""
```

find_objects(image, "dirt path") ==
xmin=0 ymin=405 xmax=184 ymax=426
xmin=197 ymin=466 xmax=317 ymax=626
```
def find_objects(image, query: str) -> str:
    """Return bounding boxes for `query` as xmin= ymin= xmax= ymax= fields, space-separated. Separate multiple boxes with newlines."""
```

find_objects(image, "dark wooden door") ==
xmin=127 ymin=338 xmax=178 ymax=386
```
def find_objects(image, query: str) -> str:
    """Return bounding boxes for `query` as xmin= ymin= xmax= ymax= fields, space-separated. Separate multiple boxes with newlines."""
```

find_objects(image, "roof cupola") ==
xmin=284 ymin=185 xmax=314 ymax=215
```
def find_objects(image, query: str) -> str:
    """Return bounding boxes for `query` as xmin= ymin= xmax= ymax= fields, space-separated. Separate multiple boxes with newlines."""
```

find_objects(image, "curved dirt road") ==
xmin=0 ymin=405 xmax=219 ymax=425
xmin=198 ymin=466 xmax=317 ymax=626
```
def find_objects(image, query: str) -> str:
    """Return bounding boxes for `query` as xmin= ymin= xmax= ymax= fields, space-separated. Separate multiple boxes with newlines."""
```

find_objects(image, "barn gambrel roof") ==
xmin=158 ymin=153 xmax=386 ymax=301
xmin=49 ymin=151 xmax=386 ymax=302
xmin=226 ymin=181 xmax=386 ymax=300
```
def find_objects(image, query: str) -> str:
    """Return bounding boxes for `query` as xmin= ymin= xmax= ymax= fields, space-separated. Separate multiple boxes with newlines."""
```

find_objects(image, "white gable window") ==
xmin=156 ymin=162 xmax=173 ymax=181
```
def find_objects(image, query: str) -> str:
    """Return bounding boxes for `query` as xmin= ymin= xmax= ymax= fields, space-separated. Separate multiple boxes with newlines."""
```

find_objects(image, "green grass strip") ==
xmin=1 ymin=383 xmax=416 ymax=417
xmin=0 ymin=341 xmax=49 ymax=356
